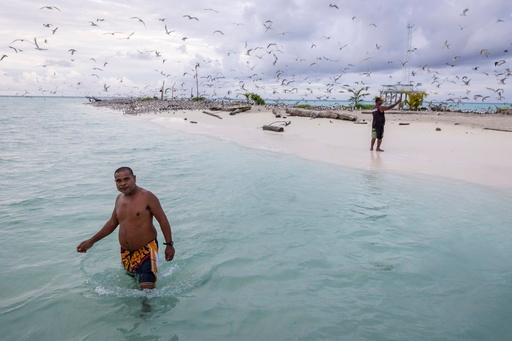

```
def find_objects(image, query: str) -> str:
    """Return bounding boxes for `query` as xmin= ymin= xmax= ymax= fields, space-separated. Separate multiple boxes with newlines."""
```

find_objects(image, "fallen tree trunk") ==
xmin=202 ymin=111 xmax=223 ymax=119
xmin=229 ymin=106 xmax=251 ymax=115
xmin=285 ymin=108 xmax=356 ymax=121
xmin=262 ymin=125 xmax=284 ymax=132
xmin=483 ymin=127 xmax=512 ymax=132
xmin=272 ymin=109 xmax=282 ymax=118
xmin=209 ymin=105 xmax=251 ymax=112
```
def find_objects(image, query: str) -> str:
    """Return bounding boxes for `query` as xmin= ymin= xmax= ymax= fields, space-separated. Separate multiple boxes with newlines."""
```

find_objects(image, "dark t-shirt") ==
xmin=372 ymin=109 xmax=385 ymax=128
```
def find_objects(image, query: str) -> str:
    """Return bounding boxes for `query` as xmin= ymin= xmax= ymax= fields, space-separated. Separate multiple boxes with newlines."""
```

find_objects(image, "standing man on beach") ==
xmin=370 ymin=96 xmax=402 ymax=152
xmin=76 ymin=167 xmax=175 ymax=289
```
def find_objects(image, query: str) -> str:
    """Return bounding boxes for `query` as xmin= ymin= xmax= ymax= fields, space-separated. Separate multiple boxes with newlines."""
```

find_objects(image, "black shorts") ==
xmin=372 ymin=125 xmax=384 ymax=139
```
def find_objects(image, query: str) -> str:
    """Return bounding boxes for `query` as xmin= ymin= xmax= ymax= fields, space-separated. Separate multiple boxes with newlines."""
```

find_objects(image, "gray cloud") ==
xmin=0 ymin=0 xmax=511 ymax=101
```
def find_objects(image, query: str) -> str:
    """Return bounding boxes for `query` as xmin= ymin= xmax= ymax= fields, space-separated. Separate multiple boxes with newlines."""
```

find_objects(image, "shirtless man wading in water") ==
xmin=76 ymin=167 xmax=175 ymax=289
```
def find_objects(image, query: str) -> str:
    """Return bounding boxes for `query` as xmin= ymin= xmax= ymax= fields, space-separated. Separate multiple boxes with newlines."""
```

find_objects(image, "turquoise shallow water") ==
xmin=1 ymin=97 xmax=512 ymax=340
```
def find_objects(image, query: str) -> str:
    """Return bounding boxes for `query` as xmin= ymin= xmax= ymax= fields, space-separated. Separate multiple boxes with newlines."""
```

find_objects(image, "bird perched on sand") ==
xmin=460 ymin=8 xmax=469 ymax=16
xmin=68 ymin=48 xmax=77 ymax=55
xmin=495 ymin=60 xmax=506 ymax=67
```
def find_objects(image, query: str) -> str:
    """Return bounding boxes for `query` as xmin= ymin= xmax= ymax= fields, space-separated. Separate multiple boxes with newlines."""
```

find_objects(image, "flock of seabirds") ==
xmin=1 ymin=4 xmax=511 ymax=106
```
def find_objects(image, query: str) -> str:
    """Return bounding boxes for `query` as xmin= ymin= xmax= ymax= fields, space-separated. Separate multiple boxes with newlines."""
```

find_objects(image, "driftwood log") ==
xmin=263 ymin=125 xmax=284 ymax=132
xmin=484 ymin=127 xmax=512 ymax=132
xmin=202 ymin=111 xmax=223 ymax=119
xmin=272 ymin=109 xmax=282 ymax=118
xmin=209 ymin=105 xmax=251 ymax=112
xmin=285 ymin=108 xmax=356 ymax=121
xmin=229 ymin=106 xmax=251 ymax=115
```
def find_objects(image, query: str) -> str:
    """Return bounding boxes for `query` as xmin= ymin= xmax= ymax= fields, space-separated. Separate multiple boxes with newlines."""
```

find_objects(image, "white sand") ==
xmin=144 ymin=109 xmax=512 ymax=190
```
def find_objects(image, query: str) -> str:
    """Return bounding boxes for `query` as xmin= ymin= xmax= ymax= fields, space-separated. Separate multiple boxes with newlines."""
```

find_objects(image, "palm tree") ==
xmin=344 ymin=85 xmax=369 ymax=109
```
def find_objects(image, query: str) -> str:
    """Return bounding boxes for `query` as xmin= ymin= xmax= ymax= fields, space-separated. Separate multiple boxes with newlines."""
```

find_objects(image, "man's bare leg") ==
xmin=376 ymin=139 xmax=384 ymax=152
xmin=140 ymin=282 xmax=155 ymax=290
xmin=370 ymin=138 xmax=376 ymax=151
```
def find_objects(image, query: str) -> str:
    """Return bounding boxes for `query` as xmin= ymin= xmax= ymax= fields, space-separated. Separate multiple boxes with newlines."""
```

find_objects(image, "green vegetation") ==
xmin=192 ymin=96 xmax=206 ymax=101
xmin=406 ymin=91 xmax=427 ymax=110
xmin=140 ymin=96 xmax=154 ymax=101
xmin=294 ymin=104 xmax=312 ymax=109
xmin=354 ymin=103 xmax=374 ymax=110
xmin=244 ymin=93 xmax=266 ymax=105
xmin=344 ymin=86 xmax=370 ymax=109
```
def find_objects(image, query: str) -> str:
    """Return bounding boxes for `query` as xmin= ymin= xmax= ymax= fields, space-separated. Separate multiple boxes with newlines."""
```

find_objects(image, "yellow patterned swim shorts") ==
xmin=120 ymin=240 xmax=158 ymax=283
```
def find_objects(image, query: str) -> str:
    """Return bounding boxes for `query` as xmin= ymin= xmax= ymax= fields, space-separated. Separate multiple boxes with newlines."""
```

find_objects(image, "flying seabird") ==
xmin=8 ymin=46 xmax=21 ymax=53
xmin=164 ymin=25 xmax=174 ymax=35
xmin=40 ymin=6 xmax=61 ymax=11
xmin=34 ymin=37 xmax=47 ymax=50
xmin=130 ymin=17 xmax=146 ymax=27
xmin=183 ymin=15 xmax=199 ymax=21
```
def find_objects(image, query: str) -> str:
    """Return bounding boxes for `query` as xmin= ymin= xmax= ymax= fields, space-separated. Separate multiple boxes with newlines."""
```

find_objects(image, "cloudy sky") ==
xmin=1 ymin=0 xmax=511 ymax=103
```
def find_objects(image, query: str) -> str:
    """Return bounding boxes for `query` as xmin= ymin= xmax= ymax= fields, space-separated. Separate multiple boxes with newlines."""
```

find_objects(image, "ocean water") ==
xmin=1 ymin=97 xmax=511 ymax=341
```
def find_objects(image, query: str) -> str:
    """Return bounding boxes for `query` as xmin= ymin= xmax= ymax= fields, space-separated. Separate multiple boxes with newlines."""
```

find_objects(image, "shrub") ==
xmin=354 ymin=103 xmax=374 ymax=110
xmin=244 ymin=93 xmax=266 ymax=105
xmin=407 ymin=91 xmax=427 ymax=110
xmin=192 ymin=96 xmax=206 ymax=101
xmin=294 ymin=104 xmax=312 ymax=109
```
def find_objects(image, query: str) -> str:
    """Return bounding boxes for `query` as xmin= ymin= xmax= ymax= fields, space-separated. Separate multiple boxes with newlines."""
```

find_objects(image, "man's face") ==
xmin=114 ymin=170 xmax=136 ymax=194
xmin=376 ymin=100 xmax=383 ymax=107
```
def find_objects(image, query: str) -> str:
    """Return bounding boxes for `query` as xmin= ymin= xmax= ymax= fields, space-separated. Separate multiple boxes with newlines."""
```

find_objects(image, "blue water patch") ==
xmin=266 ymin=98 xmax=512 ymax=113
xmin=1 ymin=97 xmax=511 ymax=340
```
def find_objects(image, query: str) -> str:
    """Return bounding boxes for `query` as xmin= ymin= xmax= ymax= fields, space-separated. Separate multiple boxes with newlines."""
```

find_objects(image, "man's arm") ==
xmin=382 ymin=99 xmax=402 ymax=111
xmin=147 ymin=192 xmax=175 ymax=261
xmin=76 ymin=207 xmax=119 ymax=252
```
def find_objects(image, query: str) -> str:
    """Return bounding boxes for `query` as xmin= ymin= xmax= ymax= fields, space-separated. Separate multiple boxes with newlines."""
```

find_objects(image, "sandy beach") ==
xmin=135 ymin=106 xmax=512 ymax=190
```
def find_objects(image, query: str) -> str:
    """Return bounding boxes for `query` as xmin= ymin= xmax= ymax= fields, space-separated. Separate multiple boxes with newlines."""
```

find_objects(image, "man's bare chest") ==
xmin=116 ymin=199 xmax=151 ymax=222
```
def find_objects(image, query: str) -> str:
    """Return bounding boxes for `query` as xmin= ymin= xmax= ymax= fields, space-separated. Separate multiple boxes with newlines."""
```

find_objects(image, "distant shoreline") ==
xmin=83 ymin=97 xmax=512 ymax=190
xmin=1 ymin=95 xmax=511 ymax=113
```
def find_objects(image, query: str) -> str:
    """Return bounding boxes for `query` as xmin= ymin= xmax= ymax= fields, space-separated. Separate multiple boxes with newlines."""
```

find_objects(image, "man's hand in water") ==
xmin=165 ymin=245 xmax=175 ymax=261
xmin=76 ymin=239 xmax=94 ymax=253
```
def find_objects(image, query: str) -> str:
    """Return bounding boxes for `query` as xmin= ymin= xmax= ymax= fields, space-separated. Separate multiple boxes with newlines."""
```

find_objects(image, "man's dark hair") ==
xmin=114 ymin=166 xmax=134 ymax=176
xmin=375 ymin=96 xmax=383 ymax=103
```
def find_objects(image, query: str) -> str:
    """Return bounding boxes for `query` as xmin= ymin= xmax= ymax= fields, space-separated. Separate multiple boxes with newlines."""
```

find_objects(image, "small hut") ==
xmin=379 ymin=83 xmax=421 ymax=110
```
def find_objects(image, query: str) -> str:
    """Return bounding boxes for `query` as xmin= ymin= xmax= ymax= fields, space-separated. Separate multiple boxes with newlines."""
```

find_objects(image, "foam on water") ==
xmin=1 ymin=97 xmax=512 ymax=340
